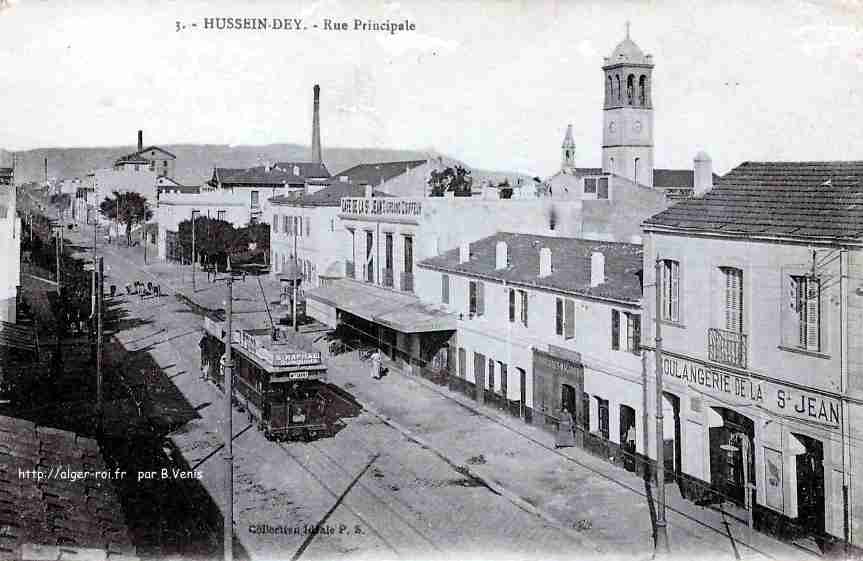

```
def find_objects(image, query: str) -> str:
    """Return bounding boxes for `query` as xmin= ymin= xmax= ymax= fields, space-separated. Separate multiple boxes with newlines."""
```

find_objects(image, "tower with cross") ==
xmin=601 ymin=23 xmax=655 ymax=187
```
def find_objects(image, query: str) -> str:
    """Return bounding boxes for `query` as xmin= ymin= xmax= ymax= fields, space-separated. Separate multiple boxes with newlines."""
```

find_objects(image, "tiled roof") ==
xmin=273 ymin=162 xmax=330 ymax=179
xmin=139 ymin=146 xmax=176 ymax=159
xmin=332 ymin=160 xmax=427 ymax=186
xmin=269 ymin=181 xmax=391 ymax=207
xmin=643 ymin=161 xmax=863 ymax=241
xmin=653 ymin=169 xmax=721 ymax=189
xmin=213 ymin=166 xmax=305 ymax=186
xmin=419 ymin=232 xmax=644 ymax=303
xmin=0 ymin=415 xmax=138 ymax=560
xmin=113 ymin=153 xmax=149 ymax=165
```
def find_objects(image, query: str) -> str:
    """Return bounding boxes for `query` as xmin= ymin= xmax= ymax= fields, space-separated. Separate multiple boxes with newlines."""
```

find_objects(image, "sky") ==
xmin=1 ymin=0 xmax=863 ymax=177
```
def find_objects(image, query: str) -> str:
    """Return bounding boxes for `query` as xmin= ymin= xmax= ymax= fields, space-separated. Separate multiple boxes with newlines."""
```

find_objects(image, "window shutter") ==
xmin=805 ymin=278 xmax=820 ymax=351
xmin=477 ymin=282 xmax=485 ymax=316
xmin=556 ymin=298 xmax=564 ymax=336
xmin=273 ymin=215 xmax=279 ymax=233
xmin=305 ymin=217 xmax=311 ymax=236
xmin=469 ymin=281 xmax=476 ymax=315
xmin=442 ymin=274 xmax=449 ymax=304
xmin=631 ymin=314 xmax=641 ymax=354
xmin=670 ymin=261 xmax=679 ymax=322
xmin=564 ymin=299 xmax=575 ymax=340
xmin=509 ymin=289 xmax=515 ymax=323
xmin=724 ymin=268 xmax=743 ymax=333
xmin=521 ymin=291 xmax=529 ymax=327
xmin=611 ymin=310 xmax=620 ymax=350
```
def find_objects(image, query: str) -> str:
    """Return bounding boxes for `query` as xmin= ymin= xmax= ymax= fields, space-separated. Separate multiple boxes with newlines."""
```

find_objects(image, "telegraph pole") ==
xmin=96 ymin=256 xmax=104 ymax=436
xmin=293 ymin=222 xmax=298 ymax=332
xmin=56 ymin=207 xmax=62 ymax=295
xmin=653 ymin=258 xmax=670 ymax=556
xmin=191 ymin=210 xmax=198 ymax=292
xmin=223 ymin=273 xmax=234 ymax=561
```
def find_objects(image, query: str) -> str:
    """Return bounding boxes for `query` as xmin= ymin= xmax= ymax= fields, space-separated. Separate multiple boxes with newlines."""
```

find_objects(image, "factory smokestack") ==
xmin=311 ymin=85 xmax=322 ymax=164
xmin=137 ymin=130 xmax=143 ymax=153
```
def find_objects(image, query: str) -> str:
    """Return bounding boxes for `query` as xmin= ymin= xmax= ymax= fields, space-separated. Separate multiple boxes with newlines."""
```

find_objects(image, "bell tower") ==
xmin=602 ymin=23 xmax=654 ymax=187
xmin=561 ymin=124 xmax=576 ymax=171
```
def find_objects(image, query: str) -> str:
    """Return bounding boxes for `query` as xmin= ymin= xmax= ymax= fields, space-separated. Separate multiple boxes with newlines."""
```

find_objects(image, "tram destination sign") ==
xmin=271 ymin=351 xmax=321 ymax=368
xmin=662 ymin=356 xmax=840 ymax=427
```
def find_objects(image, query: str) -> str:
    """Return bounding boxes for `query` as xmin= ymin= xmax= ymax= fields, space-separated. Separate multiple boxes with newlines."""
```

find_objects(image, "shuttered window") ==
xmin=273 ymin=214 xmax=279 ymax=233
xmin=519 ymin=290 xmax=529 ymax=327
xmin=661 ymin=260 xmax=680 ymax=322
xmin=722 ymin=267 xmax=744 ymax=333
xmin=469 ymin=281 xmax=484 ymax=316
xmin=441 ymin=274 xmax=450 ymax=304
xmin=597 ymin=177 xmax=609 ymax=199
xmin=584 ymin=177 xmax=597 ymax=194
xmin=556 ymin=298 xmax=575 ymax=339
xmin=458 ymin=347 xmax=466 ymax=378
xmin=509 ymin=289 xmax=516 ymax=323
xmin=627 ymin=313 xmax=641 ymax=354
xmin=792 ymin=275 xmax=821 ymax=351
xmin=611 ymin=309 xmax=620 ymax=350
xmin=305 ymin=216 xmax=311 ymax=237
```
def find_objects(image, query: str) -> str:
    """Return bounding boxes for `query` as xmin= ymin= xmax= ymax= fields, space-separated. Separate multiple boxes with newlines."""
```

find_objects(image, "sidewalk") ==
xmin=84 ymin=235 xmax=822 ymax=561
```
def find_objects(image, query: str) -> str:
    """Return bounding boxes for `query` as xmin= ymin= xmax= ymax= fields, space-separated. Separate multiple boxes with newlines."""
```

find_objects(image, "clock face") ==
xmin=633 ymin=121 xmax=642 ymax=133
xmin=609 ymin=121 xmax=616 ymax=133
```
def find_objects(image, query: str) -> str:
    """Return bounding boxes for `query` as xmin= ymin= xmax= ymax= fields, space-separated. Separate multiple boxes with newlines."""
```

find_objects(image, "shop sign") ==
xmin=272 ymin=351 xmax=321 ymax=367
xmin=340 ymin=197 xmax=422 ymax=218
xmin=286 ymin=371 xmax=310 ymax=380
xmin=662 ymin=356 xmax=841 ymax=426
xmin=533 ymin=349 xmax=581 ymax=377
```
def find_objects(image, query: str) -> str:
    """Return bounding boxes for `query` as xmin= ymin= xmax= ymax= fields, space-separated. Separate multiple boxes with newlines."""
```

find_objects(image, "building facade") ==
xmin=0 ymin=186 xmax=21 ymax=323
xmin=155 ymin=191 xmax=249 ymax=261
xmin=416 ymin=233 xmax=649 ymax=471
xmin=642 ymin=161 xmax=863 ymax=551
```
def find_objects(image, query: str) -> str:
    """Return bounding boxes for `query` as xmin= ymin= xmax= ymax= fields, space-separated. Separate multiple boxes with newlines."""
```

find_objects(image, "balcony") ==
xmin=383 ymin=268 xmax=394 ymax=288
xmin=401 ymin=272 xmax=414 ymax=293
xmin=708 ymin=328 xmax=747 ymax=369
xmin=346 ymin=260 xmax=355 ymax=280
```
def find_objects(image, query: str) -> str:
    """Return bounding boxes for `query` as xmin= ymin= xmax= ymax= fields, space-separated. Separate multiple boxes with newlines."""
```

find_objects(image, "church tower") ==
xmin=561 ymin=124 xmax=576 ymax=171
xmin=602 ymin=24 xmax=654 ymax=187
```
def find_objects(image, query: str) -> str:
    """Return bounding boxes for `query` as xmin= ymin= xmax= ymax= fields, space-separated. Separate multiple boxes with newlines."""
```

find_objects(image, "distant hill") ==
xmin=0 ymin=144 xmax=531 ymax=188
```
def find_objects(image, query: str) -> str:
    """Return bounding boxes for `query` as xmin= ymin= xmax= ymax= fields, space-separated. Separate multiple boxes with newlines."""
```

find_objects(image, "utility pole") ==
xmin=191 ymin=210 xmax=198 ymax=292
xmin=223 ymin=273 xmax=234 ymax=561
xmin=96 ymin=256 xmax=104 ymax=436
xmin=653 ymin=258 xmax=670 ymax=556
xmin=55 ymin=208 xmax=62 ymax=295
xmin=293 ymin=220 xmax=298 ymax=332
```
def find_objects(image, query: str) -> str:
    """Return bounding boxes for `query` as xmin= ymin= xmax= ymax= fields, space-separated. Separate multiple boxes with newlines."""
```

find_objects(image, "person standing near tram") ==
xmin=370 ymin=348 xmax=382 ymax=380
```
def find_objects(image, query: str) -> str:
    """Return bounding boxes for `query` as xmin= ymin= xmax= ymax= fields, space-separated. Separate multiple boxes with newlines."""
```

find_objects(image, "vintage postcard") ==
xmin=1 ymin=1 xmax=862 ymax=560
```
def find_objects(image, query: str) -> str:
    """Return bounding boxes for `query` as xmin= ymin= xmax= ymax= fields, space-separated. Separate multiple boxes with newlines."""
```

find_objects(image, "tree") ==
xmin=428 ymin=166 xmax=473 ymax=197
xmin=176 ymin=216 xmax=236 ymax=266
xmin=99 ymin=191 xmax=153 ymax=246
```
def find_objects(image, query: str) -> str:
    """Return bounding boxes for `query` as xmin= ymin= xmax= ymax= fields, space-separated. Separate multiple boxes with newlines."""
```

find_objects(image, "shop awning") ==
xmin=305 ymin=279 xmax=457 ymax=333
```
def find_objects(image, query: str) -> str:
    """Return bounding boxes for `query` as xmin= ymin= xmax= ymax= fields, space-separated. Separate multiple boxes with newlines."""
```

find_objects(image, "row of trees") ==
xmin=175 ymin=216 xmax=270 ymax=270
xmin=428 ymin=165 xmax=473 ymax=197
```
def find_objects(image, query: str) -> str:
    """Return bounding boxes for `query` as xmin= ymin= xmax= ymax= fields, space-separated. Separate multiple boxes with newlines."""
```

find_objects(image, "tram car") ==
xmin=200 ymin=316 xmax=331 ymax=442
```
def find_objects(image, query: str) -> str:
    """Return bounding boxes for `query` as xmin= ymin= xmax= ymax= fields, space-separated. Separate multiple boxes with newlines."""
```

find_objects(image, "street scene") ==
xmin=1 ymin=2 xmax=863 ymax=561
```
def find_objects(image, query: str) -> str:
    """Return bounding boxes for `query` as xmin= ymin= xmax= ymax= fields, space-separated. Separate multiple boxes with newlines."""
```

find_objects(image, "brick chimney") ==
xmin=539 ymin=247 xmax=552 ymax=277
xmin=137 ymin=130 xmax=143 ymax=152
xmin=590 ymin=251 xmax=605 ymax=287
xmin=495 ymin=241 xmax=508 ymax=270
xmin=459 ymin=242 xmax=470 ymax=264
xmin=694 ymin=151 xmax=713 ymax=197
xmin=311 ymin=84 xmax=322 ymax=164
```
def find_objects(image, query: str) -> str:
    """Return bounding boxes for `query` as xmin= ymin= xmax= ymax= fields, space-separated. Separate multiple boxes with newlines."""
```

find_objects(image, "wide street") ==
xmin=61 ymin=220 xmax=823 ymax=561
xmin=67 ymin=224 xmax=591 ymax=561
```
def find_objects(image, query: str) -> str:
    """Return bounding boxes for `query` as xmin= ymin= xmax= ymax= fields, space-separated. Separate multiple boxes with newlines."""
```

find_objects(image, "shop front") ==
xmin=660 ymin=351 xmax=844 ymax=546
xmin=532 ymin=347 xmax=585 ymax=447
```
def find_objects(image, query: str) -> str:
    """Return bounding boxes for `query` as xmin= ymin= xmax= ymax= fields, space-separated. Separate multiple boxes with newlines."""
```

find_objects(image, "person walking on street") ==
xmin=370 ymin=348 xmax=382 ymax=380
xmin=555 ymin=407 xmax=576 ymax=449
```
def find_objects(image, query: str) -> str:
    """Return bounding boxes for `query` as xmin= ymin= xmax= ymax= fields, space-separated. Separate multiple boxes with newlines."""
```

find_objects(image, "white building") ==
xmin=155 ymin=191 xmax=249 ymax=261
xmin=0 ymin=186 xmax=21 ymax=323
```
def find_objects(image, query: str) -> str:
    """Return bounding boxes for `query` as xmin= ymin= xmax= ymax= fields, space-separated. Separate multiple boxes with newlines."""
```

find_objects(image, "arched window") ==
xmin=607 ymin=76 xmax=613 ymax=103
xmin=627 ymin=74 xmax=635 ymax=105
xmin=615 ymin=75 xmax=621 ymax=102
xmin=639 ymin=75 xmax=647 ymax=106
xmin=634 ymin=157 xmax=640 ymax=184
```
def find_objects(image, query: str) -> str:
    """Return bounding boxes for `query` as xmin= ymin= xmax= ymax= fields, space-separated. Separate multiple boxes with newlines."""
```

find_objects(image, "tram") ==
xmin=200 ymin=316 xmax=331 ymax=441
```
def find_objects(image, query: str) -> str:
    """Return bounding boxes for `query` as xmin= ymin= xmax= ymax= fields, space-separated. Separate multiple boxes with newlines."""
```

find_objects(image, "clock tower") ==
xmin=602 ymin=24 xmax=654 ymax=187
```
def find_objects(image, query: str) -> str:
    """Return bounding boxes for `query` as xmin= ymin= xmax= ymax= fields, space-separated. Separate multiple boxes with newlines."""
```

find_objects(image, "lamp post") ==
xmin=191 ymin=209 xmax=200 ymax=292
xmin=216 ymin=263 xmax=236 ymax=561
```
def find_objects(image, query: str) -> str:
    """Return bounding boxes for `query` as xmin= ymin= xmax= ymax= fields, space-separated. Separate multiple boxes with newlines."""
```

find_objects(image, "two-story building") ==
xmin=267 ymin=181 xmax=389 ymax=289
xmin=642 ymin=161 xmax=863 ymax=552
xmin=155 ymin=191 xmax=249 ymax=262
xmin=417 ymin=233 xmax=648 ymax=471
xmin=113 ymin=130 xmax=177 ymax=179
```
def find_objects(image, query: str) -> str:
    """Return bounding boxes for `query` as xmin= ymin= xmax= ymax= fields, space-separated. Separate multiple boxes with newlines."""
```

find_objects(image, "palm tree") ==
xmin=99 ymin=191 xmax=153 ymax=246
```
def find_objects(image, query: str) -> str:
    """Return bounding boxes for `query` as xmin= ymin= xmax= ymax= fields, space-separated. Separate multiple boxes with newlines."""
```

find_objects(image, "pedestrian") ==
xmin=555 ymin=407 xmax=576 ymax=449
xmin=370 ymin=348 xmax=382 ymax=380
xmin=147 ymin=281 xmax=153 ymax=293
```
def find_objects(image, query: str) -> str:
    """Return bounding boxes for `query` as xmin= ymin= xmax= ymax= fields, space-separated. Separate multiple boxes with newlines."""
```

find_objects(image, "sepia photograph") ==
xmin=1 ymin=1 xmax=862 ymax=560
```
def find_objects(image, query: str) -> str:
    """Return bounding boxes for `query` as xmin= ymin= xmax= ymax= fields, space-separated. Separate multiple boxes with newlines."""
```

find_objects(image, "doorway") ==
xmin=561 ymin=383 xmax=576 ymax=418
xmin=620 ymin=405 xmax=637 ymax=472
xmin=793 ymin=433 xmax=825 ymax=539
xmin=474 ymin=352 xmax=486 ymax=405
xmin=518 ymin=367 xmax=526 ymax=418
xmin=708 ymin=407 xmax=755 ymax=508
